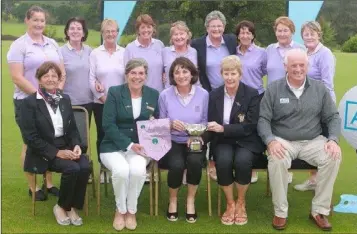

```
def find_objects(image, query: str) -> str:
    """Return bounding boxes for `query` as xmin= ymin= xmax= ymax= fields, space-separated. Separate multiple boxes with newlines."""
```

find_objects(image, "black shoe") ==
xmin=166 ymin=203 xmax=178 ymax=222
xmin=42 ymin=184 xmax=60 ymax=197
xmin=28 ymin=189 xmax=47 ymax=201
xmin=185 ymin=212 xmax=197 ymax=223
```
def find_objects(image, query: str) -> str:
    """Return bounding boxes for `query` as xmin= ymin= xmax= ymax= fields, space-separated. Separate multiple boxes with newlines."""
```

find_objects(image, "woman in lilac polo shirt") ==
xmin=235 ymin=20 xmax=267 ymax=184
xmin=7 ymin=5 xmax=65 ymax=201
xmin=124 ymin=14 xmax=165 ymax=92
xmin=294 ymin=21 xmax=337 ymax=192
xmin=89 ymin=19 xmax=125 ymax=163
xmin=162 ymin=21 xmax=198 ymax=89
xmin=158 ymin=57 xmax=209 ymax=223
xmin=60 ymin=17 xmax=93 ymax=124
xmin=266 ymin=16 xmax=305 ymax=85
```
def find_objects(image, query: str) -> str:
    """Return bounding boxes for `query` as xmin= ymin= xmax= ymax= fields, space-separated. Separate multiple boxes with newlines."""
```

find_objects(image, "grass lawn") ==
xmin=1 ymin=23 xmax=357 ymax=233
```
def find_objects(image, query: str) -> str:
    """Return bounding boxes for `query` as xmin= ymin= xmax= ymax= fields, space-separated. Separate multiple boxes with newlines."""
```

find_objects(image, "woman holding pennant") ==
xmin=100 ymin=58 xmax=159 ymax=231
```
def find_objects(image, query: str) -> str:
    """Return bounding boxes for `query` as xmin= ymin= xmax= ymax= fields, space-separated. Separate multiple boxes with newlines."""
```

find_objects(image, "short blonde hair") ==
xmin=301 ymin=21 xmax=323 ymax=39
xmin=169 ymin=21 xmax=192 ymax=45
xmin=100 ymin=18 xmax=119 ymax=33
xmin=274 ymin=16 xmax=295 ymax=34
xmin=220 ymin=55 xmax=242 ymax=76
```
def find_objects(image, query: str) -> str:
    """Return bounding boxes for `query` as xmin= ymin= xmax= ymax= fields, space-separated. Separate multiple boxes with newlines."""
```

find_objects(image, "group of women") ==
xmin=7 ymin=5 xmax=336 ymax=230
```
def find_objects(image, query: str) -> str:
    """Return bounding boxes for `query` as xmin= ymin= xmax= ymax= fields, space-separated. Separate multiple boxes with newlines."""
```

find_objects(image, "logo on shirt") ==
xmin=280 ymin=98 xmax=290 ymax=104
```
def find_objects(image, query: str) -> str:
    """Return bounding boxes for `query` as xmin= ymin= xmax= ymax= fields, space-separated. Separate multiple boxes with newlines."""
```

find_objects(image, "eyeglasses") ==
xmin=103 ymin=30 xmax=118 ymax=35
xmin=208 ymin=25 xmax=224 ymax=29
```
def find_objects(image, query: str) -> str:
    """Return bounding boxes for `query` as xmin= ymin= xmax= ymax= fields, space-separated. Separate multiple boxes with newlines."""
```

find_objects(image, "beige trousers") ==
xmin=268 ymin=135 xmax=341 ymax=218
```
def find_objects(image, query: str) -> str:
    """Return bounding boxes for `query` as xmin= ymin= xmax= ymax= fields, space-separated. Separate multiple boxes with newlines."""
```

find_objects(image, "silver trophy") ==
xmin=185 ymin=123 xmax=207 ymax=152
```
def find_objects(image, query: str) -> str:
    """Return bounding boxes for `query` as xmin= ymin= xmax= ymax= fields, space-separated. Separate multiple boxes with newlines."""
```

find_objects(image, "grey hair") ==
xmin=125 ymin=58 xmax=148 ymax=75
xmin=283 ymin=48 xmax=308 ymax=65
xmin=204 ymin=10 xmax=227 ymax=28
xmin=301 ymin=21 xmax=323 ymax=39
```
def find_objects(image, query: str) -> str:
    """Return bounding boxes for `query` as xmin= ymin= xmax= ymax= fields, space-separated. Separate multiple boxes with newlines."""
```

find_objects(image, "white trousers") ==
xmin=100 ymin=150 xmax=150 ymax=214
xmin=268 ymin=135 xmax=341 ymax=218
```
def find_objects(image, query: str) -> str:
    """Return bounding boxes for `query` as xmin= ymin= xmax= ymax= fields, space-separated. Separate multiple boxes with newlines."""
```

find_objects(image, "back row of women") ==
xmin=7 ymin=5 xmax=336 ymax=230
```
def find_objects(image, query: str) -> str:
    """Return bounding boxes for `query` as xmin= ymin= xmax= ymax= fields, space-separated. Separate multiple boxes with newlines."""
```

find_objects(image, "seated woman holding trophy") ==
xmin=158 ymin=57 xmax=209 ymax=223
xmin=100 ymin=58 xmax=159 ymax=231
xmin=203 ymin=55 xmax=265 ymax=225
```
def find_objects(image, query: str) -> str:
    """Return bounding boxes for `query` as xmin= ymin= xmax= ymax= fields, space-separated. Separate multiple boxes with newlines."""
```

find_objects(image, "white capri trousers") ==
xmin=100 ymin=150 xmax=150 ymax=214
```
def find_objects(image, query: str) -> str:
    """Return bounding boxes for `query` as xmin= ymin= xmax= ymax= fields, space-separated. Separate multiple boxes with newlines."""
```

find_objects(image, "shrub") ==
xmin=43 ymin=25 xmax=57 ymax=39
xmin=341 ymin=35 xmax=357 ymax=52
xmin=119 ymin=34 xmax=136 ymax=47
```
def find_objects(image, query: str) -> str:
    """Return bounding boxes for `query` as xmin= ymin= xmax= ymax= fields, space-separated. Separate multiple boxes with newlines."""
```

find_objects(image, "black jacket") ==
xmin=203 ymin=83 xmax=266 ymax=155
xmin=20 ymin=93 xmax=81 ymax=173
xmin=191 ymin=34 xmax=237 ymax=92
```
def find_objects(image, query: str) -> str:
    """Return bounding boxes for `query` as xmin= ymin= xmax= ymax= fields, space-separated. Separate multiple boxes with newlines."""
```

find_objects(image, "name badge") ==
xmin=280 ymin=98 xmax=289 ymax=104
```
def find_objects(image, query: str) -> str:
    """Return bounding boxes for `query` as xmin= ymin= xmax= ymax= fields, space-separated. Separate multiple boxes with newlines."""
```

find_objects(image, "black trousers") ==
xmin=214 ymin=144 xmax=257 ymax=186
xmin=93 ymin=103 xmax=104 ymax=162
xmin=76 ymin=102 xmax=93 ymax=127
xmin=159 ymin=141 xmax=206 ymax=189
xmin=49 ymin=137 xmax=90 ymax=211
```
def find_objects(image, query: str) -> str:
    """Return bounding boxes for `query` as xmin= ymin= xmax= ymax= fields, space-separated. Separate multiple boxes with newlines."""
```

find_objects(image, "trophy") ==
xmin=185 ymin=123 xmax=207 ymax=152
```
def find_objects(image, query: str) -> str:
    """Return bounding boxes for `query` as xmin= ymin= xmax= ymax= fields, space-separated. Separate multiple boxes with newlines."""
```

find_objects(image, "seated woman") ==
xmin=158 ymin=57 xmax=209 ymax=223
xmin=100 ymin=58 xmax=159 ymax=231
xmin=205 ymin=55 xmax=265 ymax=225
xmin=20 ymin=61 xmax=90 ymax=226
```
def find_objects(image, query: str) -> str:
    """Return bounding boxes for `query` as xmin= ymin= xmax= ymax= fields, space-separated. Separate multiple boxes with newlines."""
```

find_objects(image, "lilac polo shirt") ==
xmin=7 ymin=33 xmax=63 ymax=99
xmin=307 ymin=43 xmax=336 ymax=102
xmin=159 ymin=86 xmax=209 ymax=143
xmin=236 ymin=43 xmax=267 ymax=94
xmin=206 ymin=36 xmax=230 ymax=89
xmin=266 ymin=41 xmax=305 ymax=84
xmin=89 ymin=44 xmax=125 ymax=104
xmin=124 ymin=38 xmax=165 ymax=92
xmin=162 ymin=45 xmax=198 ymax=88
xmin=60 ymin=43 xmax=93 ymax=105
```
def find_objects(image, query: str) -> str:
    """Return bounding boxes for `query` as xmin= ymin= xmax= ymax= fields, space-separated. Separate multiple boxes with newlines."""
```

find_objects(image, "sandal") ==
xmin=221 ymin=206 xmax=235 ymax=225
xmin=234 ymin=204 xmax=248 ymax=225
xmin=185 ymin=212 xmax=197 ymax=223
xmin=166 ymin=203 xmax=178 ymax=222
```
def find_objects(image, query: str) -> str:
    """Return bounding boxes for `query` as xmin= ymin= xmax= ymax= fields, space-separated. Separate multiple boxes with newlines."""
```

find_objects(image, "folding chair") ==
xmin=72 ymin=106 xmax=96 ymax=216
xmin=154 ymin=143 xmax=212 ymax=216
xmin=96 ymin=160 xmax=156 ymax=215
xmin=31 ymin=174 xmax=47 ymax=216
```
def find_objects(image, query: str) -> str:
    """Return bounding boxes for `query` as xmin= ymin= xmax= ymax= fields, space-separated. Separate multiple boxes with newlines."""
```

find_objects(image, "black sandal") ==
xmin=166 ymin=203 xmax=178 ymax=222
xmin=185 ymin=212 xmax=197 ymax=223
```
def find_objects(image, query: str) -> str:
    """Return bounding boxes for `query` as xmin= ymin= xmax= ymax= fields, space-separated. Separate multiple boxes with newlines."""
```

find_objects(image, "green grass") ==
xmin=2 ymin=22 xmax=101 ymax=47
xmin=2 ymin=23 xmax=357 ymax=233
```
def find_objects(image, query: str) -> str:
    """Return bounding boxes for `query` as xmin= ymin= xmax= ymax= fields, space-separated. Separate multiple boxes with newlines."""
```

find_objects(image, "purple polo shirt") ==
xmin=266 ymin=41 xmax=305 ymax=84
xmin=162 ymin=45 xmax=198 ymax=88
xmin=124 ymin=38 xmax=165 ymax=92
xmin=60 ymin=43 xmax=93 ymax=105
xmin=236 ymin=43 xmax=267 ymax=94
xmin=159 ymin=86 xmax=209 ymax=143
xmin=307 ymin=43 xmax=336 ymax=102
xmin=7 ymin=33 xmax=63 ymax=99
xmin=89 ymin=44 xmax=125 ymax=103
xmin=206 ymin=36 xmax=230 ymax=89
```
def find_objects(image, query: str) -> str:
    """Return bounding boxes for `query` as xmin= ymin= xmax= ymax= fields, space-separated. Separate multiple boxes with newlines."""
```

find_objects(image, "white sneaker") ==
xmin=251 ymin=172 xmax=258 ymax=184
xmin=287 ymin=172 xmax=293 ymax=184
xmin=294 ymin=179 xmax=316 ymax=191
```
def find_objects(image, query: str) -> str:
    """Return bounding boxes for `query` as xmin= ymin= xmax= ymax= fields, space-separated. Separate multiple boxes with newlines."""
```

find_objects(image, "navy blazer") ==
xmin=191 ymin=33 xmax=237 ymax=92
xmin=20 ymin=93 xmax=81 ymax=173
xmin=202 ymin=82 xmax=266 ymax=155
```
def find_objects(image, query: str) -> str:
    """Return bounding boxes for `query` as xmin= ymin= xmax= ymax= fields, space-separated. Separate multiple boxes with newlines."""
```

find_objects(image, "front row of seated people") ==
xmin=19 ymin=48 xmax=341 ymax=231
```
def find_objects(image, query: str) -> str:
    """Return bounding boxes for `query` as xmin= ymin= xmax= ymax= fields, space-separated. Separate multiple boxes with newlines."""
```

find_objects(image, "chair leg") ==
xmin=217 ymin=185 xmax=221 ymax=217
xmin=149 ymin=163 xmax=153 ymax=216
xmin=155 ymin=162 xmax=159 ymax=216
xmin=91 ymin=162 xmax=96 ymax=199
xmin=206 ymin=165 xmax=212 ymax=217
xmin=97 ymin=169 xmax=101 ymax=215
xmin=266 ymin=169 xmax=271 ymax=197
xmin=84 ymin=188 xmax=89 ymax=216
xmin=104 ymin=171 xmax=108 ymax=198
xmin=32 ymin=174 xmax=37 ymax=216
